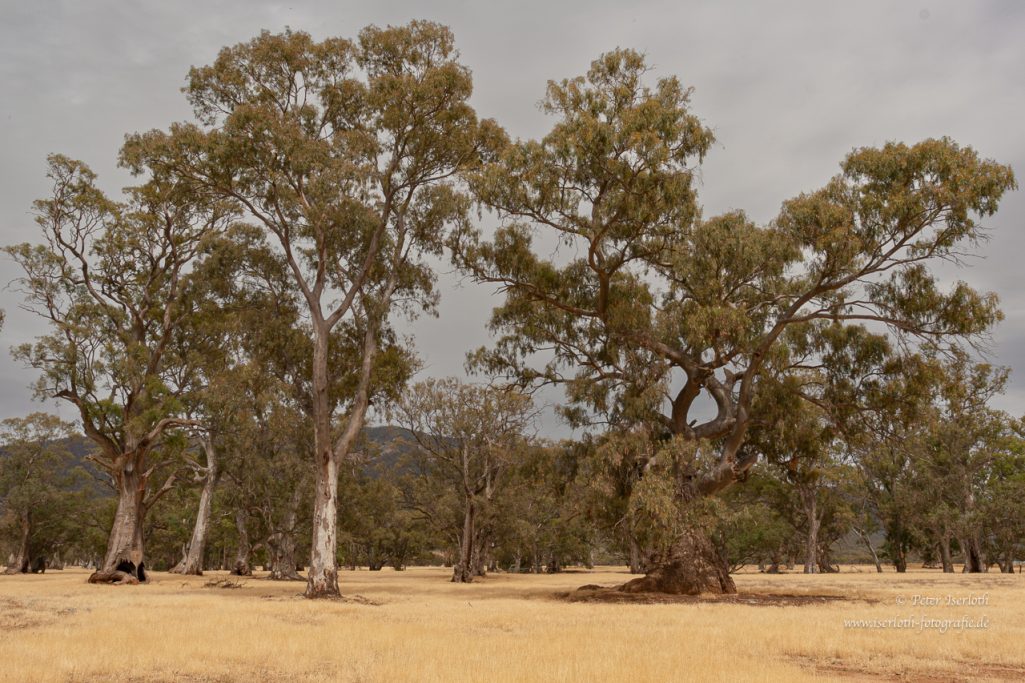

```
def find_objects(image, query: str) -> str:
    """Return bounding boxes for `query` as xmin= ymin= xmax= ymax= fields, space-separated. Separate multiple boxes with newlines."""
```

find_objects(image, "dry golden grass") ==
xmin=1 ymin=564 xmax=1023 ymax=682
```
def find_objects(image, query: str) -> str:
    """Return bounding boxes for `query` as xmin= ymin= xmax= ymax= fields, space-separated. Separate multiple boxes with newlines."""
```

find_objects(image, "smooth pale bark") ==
xmin=626 ymin=508 xmax=645 ymax=574
xmin=853 ymin=527 xmax=883 ymax=573
xmin=171 ymin=438 xmax=219 ymax=576
xmin=305 ymin=291 xmax=385 ymax=598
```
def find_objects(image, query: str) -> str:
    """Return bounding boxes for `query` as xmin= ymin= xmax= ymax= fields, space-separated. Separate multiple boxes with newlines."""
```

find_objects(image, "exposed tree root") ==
xmin=87 ymin=570 xmax=140 ymax=585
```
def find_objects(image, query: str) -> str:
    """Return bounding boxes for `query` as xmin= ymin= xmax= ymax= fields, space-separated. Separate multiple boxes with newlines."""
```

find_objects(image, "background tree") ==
xmin=0 ymin=412 xmax=107 ymax=570
xmin=5 ymin=156 xmax=234 ymax=581
xmin=393 ymin=378 xmax=536 ymax=583
xmin=129 ymin=23 xmax=498 ymax=598
xmin=453 ymin=48 xmax=1015 ymax=593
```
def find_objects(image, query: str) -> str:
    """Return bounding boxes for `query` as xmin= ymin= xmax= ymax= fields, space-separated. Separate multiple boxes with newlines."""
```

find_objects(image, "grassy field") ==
xmin=1 ymin=565 xmax=1023 ymax=682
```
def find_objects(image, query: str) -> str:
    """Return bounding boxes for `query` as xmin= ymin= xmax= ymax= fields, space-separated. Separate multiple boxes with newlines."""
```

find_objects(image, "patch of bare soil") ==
xmin=788 ymin=654 xmax=1025 ymax=682
xmin=562 ymin=585 xmax=860 ymax=606
xmin=257 ymin=593 xmax=381 ymax=606
xmin=203 ymin=578 xmax=248 ymax=589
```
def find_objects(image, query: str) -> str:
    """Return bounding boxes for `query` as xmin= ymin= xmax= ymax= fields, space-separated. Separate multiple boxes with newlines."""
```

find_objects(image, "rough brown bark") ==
xmin=268 ymin=486 xmax=303 ymax=581
xmin=453 ymin=500 xmax=475 ymax=583
xmin=893 ymin=541 xmax=908 ymax=573
xmin=939 ymin=536 xmax=954 ymax=573
xmin=620 ymin=528 xmax=736 ymax=595
xmin=962 ymin=535 xmax=986 ymax=573
xmin=801 ymin=488 xmax=820 ymax=574
xmin=102 ymin=465 xmax=147 ymax=581
xmin=230 ymin=509 xmax=253 ymax=576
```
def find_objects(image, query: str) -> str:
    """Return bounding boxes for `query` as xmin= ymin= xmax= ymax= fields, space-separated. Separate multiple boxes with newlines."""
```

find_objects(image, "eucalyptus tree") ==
xmin=128 ymin=23 xmax=497 ymax=597
xmin=393 ymin=378 xmax=536 ymax=583
xmin=5 ymin=156 xmax=235 ymax=581
xmin=0 ymin=414 xmax=75 ymax=574
xmin=453 ymin=49 xmax=1015 ymax=593
xmin=913 ymin=352 xmax=1010 ymax=572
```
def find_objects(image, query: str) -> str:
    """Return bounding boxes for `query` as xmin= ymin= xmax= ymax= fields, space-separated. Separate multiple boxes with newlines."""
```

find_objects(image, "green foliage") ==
xmin=0 ymin=414 xmax=109 ymax=568
xmin=453 ymin=47 xmax=1015 ymax=503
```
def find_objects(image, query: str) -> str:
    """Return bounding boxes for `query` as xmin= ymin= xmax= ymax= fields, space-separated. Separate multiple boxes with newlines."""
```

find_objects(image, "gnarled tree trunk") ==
xmin=620 ymin=527 xmax=736 ymax=595
xmin=96 ymin=464 xmax=148 ymax=582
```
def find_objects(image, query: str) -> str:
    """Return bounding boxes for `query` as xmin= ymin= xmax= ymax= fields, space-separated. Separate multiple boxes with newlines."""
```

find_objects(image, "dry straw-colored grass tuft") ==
xmin=1 ymin=565 xmax=1023 ymax=682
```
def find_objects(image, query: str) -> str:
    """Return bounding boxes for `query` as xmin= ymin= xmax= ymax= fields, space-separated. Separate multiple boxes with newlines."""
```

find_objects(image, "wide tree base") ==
xmin=567 ymin=587 xmax=845 ymax=606
xmin=87 ymin=570 xmax=141 ymax=585
xmin=619 ymin=528 xmax=736 ymax=595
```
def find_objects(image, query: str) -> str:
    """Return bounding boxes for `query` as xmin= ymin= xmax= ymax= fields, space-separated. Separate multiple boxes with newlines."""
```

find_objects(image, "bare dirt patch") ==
xmin=563 ymin=586 xmax=860 ymax=606
xmin=787 ymin=654 xmax=1025 ymax=682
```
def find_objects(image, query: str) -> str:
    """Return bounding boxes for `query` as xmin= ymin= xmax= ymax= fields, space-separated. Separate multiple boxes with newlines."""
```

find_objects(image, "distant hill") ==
xmin=358 ymin=425 xmax=422 ymax=474
xmin=3 ymin=426 xmax=424 ymax=489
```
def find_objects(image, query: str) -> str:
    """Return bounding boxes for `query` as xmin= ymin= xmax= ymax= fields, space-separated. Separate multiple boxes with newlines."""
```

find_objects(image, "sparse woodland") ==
xmin=4 ymin=22 xmax=1025 ymax=599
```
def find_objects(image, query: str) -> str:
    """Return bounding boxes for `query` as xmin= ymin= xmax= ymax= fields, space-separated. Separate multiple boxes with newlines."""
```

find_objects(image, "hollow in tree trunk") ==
xmin=91 ymin=465 xmax=148 ymax=583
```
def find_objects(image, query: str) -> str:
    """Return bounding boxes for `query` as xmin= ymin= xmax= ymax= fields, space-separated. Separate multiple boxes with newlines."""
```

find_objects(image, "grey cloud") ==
xmin=1 ymin=0 xmax=1022 ymax=434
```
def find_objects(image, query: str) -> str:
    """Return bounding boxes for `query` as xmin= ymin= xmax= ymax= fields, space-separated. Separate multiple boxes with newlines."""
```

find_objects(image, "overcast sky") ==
xmin=1 ymin=0 xmax=1022 ymax=432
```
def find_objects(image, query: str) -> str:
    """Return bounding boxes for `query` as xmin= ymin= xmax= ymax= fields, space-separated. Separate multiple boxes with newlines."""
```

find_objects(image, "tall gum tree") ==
xmin=5 ymin=156 xmax=234 ymax=581
xmin=122 ymin=21 xmax=494 ymax=593
xmin=451 ymin=49 xmax=1016 ymax=594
